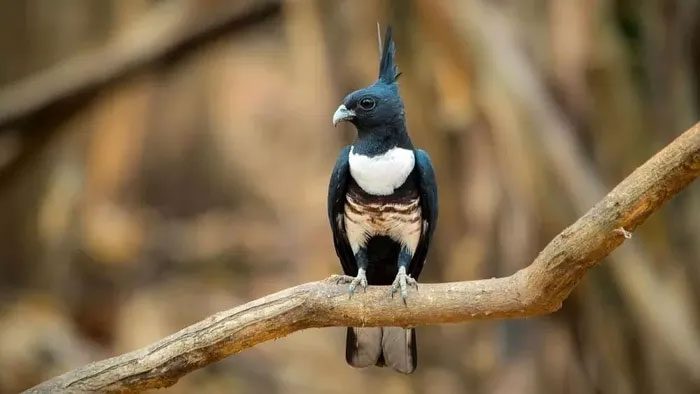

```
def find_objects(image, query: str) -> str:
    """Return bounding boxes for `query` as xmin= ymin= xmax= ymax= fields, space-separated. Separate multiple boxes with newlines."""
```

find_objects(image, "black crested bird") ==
xmin=327 ymin=26 xmax=438 ymax=374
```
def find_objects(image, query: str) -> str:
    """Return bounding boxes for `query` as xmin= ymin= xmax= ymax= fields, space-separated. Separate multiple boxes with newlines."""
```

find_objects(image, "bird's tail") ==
xmin=346 ymin=327 xmax=417 ymax=374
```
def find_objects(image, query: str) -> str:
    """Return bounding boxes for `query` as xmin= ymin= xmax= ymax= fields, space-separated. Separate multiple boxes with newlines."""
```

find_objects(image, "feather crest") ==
xmin=378 ymin=26 xmax=400 ymax=84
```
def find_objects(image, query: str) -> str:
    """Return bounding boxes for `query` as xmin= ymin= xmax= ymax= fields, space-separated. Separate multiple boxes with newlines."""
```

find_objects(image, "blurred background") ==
xmin=0 ymin=0 xmax=698 ymax=393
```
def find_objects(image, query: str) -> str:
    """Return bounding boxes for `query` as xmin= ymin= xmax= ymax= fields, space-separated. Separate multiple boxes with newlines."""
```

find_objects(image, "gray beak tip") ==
xmin=332 ymin=104 xmax=355 ymax=126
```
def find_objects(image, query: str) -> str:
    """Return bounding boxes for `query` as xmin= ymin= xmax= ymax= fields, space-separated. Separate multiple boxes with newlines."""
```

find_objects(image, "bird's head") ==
xmin=332 ymin=26 xmax=404 ymax=132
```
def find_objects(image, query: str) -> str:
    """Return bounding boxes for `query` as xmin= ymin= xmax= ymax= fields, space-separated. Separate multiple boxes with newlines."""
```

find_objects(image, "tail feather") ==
xmin=345 ymin=327 xmax=417 ymax=374
xmin=381 ymin=327 xmax=417 ymax=374
xmin=346 ymin=327 xmax=382 ymax=367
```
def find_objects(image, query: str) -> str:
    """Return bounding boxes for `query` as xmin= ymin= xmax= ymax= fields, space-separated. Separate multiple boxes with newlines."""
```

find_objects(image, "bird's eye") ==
xmin=359 ymin=97 xmax=376 ymax=110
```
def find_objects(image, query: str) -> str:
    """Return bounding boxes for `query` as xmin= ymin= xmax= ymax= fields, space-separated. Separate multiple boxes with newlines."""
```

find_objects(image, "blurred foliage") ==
xmin=0 ymin=0 xmax=698 ymax=393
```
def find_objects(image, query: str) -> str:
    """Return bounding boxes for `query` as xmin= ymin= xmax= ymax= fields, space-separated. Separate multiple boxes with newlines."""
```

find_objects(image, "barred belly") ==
xmin=344 ymin=194 xmax=422 ymax=255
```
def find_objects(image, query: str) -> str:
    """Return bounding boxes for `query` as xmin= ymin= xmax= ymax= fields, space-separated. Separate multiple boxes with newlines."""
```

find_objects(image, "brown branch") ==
xmin=26 ymin=122 xmax=700 ymax=392
xmin=439 ymin=0 xmax=700 ymax=375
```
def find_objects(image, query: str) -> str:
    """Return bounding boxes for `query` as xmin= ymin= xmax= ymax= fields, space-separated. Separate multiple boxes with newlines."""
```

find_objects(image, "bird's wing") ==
xmin=409 ymin=149 xmax=438 ymax=278
xmin=328 ymin=146 xmax=357 ymax=275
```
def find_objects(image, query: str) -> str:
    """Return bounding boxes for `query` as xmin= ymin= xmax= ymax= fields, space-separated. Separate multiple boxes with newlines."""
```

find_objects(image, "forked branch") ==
xmin=27 ymin=123 xmax=700 ymax=392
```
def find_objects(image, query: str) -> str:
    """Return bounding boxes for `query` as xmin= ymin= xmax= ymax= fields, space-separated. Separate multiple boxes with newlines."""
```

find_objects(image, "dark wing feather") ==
xmin=408 ymin=149 xmax=438 ymax=278
xmin=328 ymin=146 xmax=357 ymax=275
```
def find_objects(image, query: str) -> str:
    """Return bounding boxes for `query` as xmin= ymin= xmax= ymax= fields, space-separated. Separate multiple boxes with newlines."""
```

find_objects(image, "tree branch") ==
xmin=27 ymin=122 xmax=700 ymax=392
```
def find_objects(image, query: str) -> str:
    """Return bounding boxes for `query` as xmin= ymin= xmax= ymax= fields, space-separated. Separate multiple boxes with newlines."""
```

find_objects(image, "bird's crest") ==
xmin=378 ymin=26 xmax=401 ymax=84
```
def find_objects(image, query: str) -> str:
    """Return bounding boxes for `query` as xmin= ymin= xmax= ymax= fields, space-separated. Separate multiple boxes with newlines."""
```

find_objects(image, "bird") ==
xmin=327 ymin=26 xmax=438 ymax=374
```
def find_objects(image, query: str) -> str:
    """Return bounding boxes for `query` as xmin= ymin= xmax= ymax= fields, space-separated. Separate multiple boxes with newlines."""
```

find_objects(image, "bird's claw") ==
xmin=390 ymin=267 xmax=418 ymax=303
xmin=348 ymin=276 xmax=368 ymax=297
xmin=334 ymin=271 xmax=368 ymax=298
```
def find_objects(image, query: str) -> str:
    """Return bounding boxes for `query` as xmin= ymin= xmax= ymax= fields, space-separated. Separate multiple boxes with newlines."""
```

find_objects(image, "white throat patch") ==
xmin=348 ymin=146 xmax=415 ymax=195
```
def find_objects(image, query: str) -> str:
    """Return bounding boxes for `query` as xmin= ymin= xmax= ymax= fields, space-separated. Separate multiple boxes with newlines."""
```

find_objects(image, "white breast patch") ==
xmin=348 ymin=146 xmax=415 ymax=195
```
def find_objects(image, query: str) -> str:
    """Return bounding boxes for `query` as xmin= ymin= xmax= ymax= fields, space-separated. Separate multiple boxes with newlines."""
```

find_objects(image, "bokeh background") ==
xmin=0 ymin=0 xmax=699 ymax=393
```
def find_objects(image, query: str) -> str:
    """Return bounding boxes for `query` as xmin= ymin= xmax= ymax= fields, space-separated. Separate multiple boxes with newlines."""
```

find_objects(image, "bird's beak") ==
xmin=332 ymin=104 xmax=355 ymax=126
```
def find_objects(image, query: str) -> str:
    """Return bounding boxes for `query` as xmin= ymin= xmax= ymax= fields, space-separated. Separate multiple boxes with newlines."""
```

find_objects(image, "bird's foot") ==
xmin=333 ymin=269 xmax=368 ymax=298
xmin=390 ymin=266 xmax=418 ymax=303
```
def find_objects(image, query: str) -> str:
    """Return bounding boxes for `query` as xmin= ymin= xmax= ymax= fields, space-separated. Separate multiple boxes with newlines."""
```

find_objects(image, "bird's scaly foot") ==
xmin=391 ymin=266 xmax=418 ymax=303
xmin=334 ymin=269 xmax=368 ymax=298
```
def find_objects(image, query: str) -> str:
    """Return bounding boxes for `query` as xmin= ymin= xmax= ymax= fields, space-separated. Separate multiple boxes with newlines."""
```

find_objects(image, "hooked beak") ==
xmin=332 ymin=104 xmax=355 ymax=126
